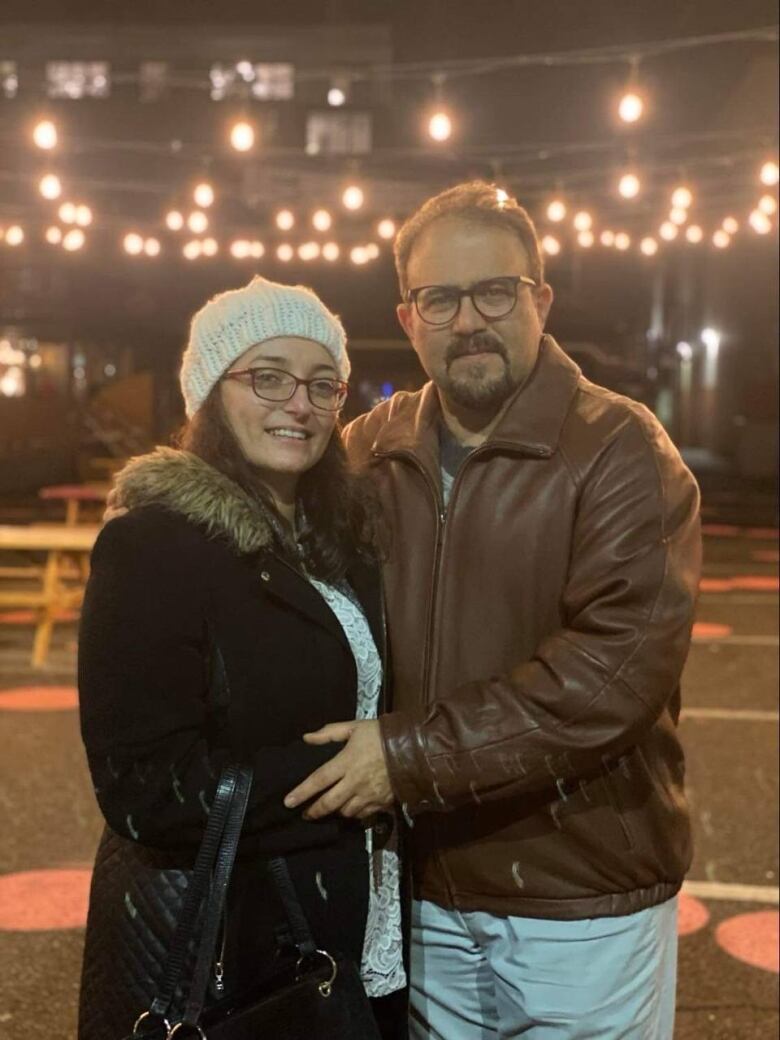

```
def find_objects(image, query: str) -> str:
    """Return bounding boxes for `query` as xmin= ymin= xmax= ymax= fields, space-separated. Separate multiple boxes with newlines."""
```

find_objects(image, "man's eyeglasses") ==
xmin=406 ymin=275 xmax=537 ymax=326
xmin=222 ymin=367 xmax=348 ymax=411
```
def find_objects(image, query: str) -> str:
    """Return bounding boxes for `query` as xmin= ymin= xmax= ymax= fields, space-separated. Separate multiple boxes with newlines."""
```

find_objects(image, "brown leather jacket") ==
xmin=344 ymin=336 xmax=701 ymax=920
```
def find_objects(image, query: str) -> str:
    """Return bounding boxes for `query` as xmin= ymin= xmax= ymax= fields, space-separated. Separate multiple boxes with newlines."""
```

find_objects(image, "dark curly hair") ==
xmin=175 ymin=388 xmax=382 ymax=583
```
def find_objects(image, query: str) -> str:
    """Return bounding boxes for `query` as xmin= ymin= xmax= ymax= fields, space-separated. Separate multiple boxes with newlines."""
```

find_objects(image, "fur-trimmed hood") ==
xmin=112 ymin=447 xmax=274 ymax=555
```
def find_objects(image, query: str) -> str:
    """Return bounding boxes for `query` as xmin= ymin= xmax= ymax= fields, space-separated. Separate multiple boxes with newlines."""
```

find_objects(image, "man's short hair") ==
xmin=393 ymin=180 xmax=545 ymax=298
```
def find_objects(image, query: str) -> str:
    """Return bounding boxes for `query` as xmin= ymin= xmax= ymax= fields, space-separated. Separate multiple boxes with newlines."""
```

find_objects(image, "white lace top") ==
xmin=307 ymin=576 xmax=407 ymax=998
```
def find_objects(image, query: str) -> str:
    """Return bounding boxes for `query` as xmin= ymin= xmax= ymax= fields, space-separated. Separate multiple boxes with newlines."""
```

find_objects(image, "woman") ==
xmin=77 ymin=276 xmax=407 ymax=1038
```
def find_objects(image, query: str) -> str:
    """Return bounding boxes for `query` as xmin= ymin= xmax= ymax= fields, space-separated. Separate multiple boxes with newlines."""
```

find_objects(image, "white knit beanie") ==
xmin=180 ymin=275 xmax=350 ymax=417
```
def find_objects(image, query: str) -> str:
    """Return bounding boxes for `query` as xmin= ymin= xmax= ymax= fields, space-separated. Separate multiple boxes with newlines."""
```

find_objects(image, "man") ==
xmin=288 ymin=179 xmax=701 ymax=1038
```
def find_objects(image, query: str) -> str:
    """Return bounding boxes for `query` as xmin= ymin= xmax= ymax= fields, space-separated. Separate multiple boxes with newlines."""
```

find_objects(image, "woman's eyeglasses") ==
xmin=222 ymin=367 xmax=348 ymax=411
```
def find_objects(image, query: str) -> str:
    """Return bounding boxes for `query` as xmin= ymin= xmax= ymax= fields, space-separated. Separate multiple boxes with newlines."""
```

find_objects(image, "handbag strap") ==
xmin=148 ymin=764 xmax=243 ymax=1019
xmin=267 ymin=856 xmax=317 ymax=959
xmin=179 ymin=764 xmax=253 ymax=1022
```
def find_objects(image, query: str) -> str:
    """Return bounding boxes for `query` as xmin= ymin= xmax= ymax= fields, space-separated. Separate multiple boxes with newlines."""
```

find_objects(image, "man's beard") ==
xmin=441 ymin=331 xmax=516 ymax=411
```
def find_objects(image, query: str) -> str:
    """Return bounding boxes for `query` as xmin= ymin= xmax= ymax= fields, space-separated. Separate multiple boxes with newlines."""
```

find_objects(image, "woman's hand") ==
xmin=284 ymin=719 xmax=393 ymax=821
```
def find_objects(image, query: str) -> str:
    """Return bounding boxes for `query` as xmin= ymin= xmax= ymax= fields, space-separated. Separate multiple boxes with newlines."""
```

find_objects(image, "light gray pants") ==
xmin=409 ymin=896 xmax=678 ymax=1039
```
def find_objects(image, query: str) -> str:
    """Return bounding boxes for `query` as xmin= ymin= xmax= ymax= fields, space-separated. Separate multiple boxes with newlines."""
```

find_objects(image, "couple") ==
xmin=78 ymin=181 xmax=701 ymax=1040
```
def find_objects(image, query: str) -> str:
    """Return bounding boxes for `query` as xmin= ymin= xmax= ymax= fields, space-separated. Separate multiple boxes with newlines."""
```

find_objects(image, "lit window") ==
xmin=1 ymin=61 xmax=18 ymax=99
xmin=306 ymin=111 xmax=372 ymax=156
xmin=209 ymin=62 xmax=294 ymax=101
xmin=139 ymin=61 xmax=168 ymax=102
xmin=46 ymin=61 xmax=110 ymax=99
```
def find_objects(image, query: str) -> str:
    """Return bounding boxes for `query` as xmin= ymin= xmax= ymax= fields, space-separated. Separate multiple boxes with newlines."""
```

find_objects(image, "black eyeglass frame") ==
xmin=221 ymin=366 xmax=349 ymax=411
xmin=406 ymin=275 xmax=538 ymax=326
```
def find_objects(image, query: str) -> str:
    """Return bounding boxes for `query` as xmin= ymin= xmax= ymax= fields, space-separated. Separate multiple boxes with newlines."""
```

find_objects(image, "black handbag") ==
xmin=124 ymin=762 xmax=381 ymax=1040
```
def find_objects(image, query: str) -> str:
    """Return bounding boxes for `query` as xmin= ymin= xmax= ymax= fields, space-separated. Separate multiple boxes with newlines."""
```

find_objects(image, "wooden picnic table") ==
xmin=39 ymin=483 xmax=111 ymax=525
xmin=0 ymin=523 xmax=101 ymax=667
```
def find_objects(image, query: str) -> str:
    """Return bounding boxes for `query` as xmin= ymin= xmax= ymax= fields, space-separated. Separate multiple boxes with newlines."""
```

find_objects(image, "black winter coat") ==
xmin=77 ymin=448 xmax=390 ymax=1038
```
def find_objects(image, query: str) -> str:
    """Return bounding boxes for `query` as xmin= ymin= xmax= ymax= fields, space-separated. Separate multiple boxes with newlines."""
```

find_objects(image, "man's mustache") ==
xmin=445 ymin=332 xmax=507 ymax=366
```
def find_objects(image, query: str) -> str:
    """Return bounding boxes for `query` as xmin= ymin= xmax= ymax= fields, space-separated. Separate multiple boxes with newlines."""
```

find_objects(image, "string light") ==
xmin=573 ymin=211 xmax=592 ymax=231
xmin=275 ymin=209 xmax=295 ymax=231
xmin=298 ymin=241 xmax=320 ymax=261
xmin=541 ymin=235 xmax=560 ymax=256
xmin=32 ymin=120 xmax=57 ymax=150
xmin=618 ymin=92 xmax=644 ymax=124
xmin=312 ymin=209 xmax=332 ymax=232
xmin=721 ymin=216 xmax=739 ymax=234
xmin=618 ymin=173 xmax=641 ymax=199
xmin=322 ymin=242 xmax=340 ymax=261
xmin=250 ymin=241 xmax=265 ymax=258
xmin=685 ymin=224 xmax=703 ymax=243
xmin=202 ymin=238 xmax=218 ymax=256
xmin=183 ymin=240 xmax=202 ymax=260
xmin=350 ymin=245 xmax=369 ymax=265
xmin=600 ymin=230 xmax=615 ymax=246
xmin=188 ymin=211 xmax=208 ymax=234
xmin=166 ymin=210 xmax=184 ymax=231
xmin=758 ymin=194 xmax=777 ymax=216
xmin=749 ymin=209 xmax=772 ymax=234
xmin=659 ymin=222 xmax=678 ymax=241
xmin=669 ymin=207 xmax=688 ymax=225
xmin=671 ymin=186 xmax=693 ymax=209
xmin=759 ymin=160 xmax=779 ymax=186
xmin=712 ymin=229 xmax=731 ymax=248
xmin=45 ymin=226 xmax=62 ymax=244
xmin=5 ymin=226 xmax=24 ymax=246
xmin=428 ymin=111 xmax=453 ymax=143
xmin=58 ymin=202 xmax=77 ymax=224
xmin=614 ymin=232 xmax=631 ymax=250
xmin=144 ymin=238 xmax=161 ymax=257
xmin=577 ymin=230 xmax=595 ymax=247
xmin=39 ymin=174 xmax=62 ymax=200
xmin=63 ymin=228 xmax=85 ymax=251
xmin=342 ymin=185 xmax=365 ymax=211
xmin=230 ymin=240 xmax=251 ymax=258
xmin=75 ymin=205 xmax=92 ymax=227
xmin=230 ymin=120 xmax=255 ymax=152
xmin=123 ymin=232 xmax=144 ymax=255
xmin=193 ymin=183 xmax=215 ymax=208
xmin=277 ymin=243 xmax=294 ymax=262
xmin=377 ymin=219 xmax=396 ymax=240
xmin=639 ymin=236 xmax=658 ymax=255
xmin=546 ymin=199 xmax=567 ymax=222
xmin=365 ymin=243 xmax=380 ymax=260
xmin=328 ymin=75 xmax=349 ymax=107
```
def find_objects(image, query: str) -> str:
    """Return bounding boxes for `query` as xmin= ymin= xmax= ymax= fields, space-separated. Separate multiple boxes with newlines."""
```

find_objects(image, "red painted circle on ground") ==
xmin=0 ymin=868 xmax=91 ymax=931
xmin=692 ymin=622 xmax=733 ymax=640
xmin=0 ymin=609 xmax=78 ymax=624
xmin=0 ymin=686 xmax=78 ymax=711
xmin=716 ymin=911 xmax=779 ymax=974
xmin=678 ymin=892 xmax=710 ymax=936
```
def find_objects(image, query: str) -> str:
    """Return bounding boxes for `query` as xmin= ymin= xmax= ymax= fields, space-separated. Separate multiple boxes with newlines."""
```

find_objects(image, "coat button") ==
xmin=260 ymin=570 xmax=271 ymax=582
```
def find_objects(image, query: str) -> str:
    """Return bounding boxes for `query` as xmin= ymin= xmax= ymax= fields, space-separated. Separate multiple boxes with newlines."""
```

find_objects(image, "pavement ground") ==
xmin=0 ymin=492 xmax=777 ymax=1038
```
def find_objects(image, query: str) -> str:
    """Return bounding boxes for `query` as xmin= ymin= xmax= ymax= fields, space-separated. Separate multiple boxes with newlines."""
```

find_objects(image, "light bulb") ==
xmin=275 ymin=209 xmax=295 ymax=231
xmin=350 ymin=246 xmax=369 ymax=265
xmin=328 ymin=87 xmax=347 ymax=107
xmin=759 ymin=161 xmax=779 ymax=186
xmin=312 ymin=209 xmax=332 ymax=232
xmin=5 ymin=225 xmax=24 ymax=246
xmin=671 ymin=186 xmax=693 ymax=209
xmin=144 ymin=238 xmax=161 ymax=257
xmin=377 ymin=219 xmax=396 ymax=240
xmin=618 ymin=92 xmax=644 ymax=123
xmin=659 ymin=222 xmax=678 ymax=241
xmin=721 ymin=217 xmax=739 ymax=235
xmin=63 ymin=228 xmax=85 ymax=251
xmin=166 ymin=210 xmax=184 ymax=231
xmin=123 ymin=233 xmax=144 ymax=255
xmin=758 ymin=194 xmax=777 ymax=216
xmin=250 ymin=241 xmax=265 ymax=258
xmin=573 ymin=211 xmax=592 ymax=231
xmin=183 ymin=241 xmax=202 ymax=260
xmin=202 ymin=238 xmax=218 ymax=257
xmin=639 ymin=237 xmax=658 ymax=256
xmin=298 ymin=241 xmax=320 ymax=261
xmin=685 ymin=225 xmax=703 ymax=243
xmin=546 ymin=200 xmax=566 ymax=222
xmin=231 ymin=240 xmax=250 ymax=259
xmin=577 ymin=230 xmax=594 ymax=248
xmin=276 ymin=243 xmax=294 ymax=262
xmin=600 ymin=230 xmax=615 ymax=246
xmin=194 ymin=183 xmax=214 ymax=208
xmin=230 ymin=121 xmax=255 ymax=152
xmin=428 ymin=112 xmax=452 ymax=142
xmin=712 ymin=230 xmax=731 ymax=249
xmin=541 ymin=235 xmax=560 ymax=256
xmin=58 ymin=202 xmax=77 ymax=224
xmin=188 ymin=211 xmax=208 ymax=234
xmin=45 ymin=226 xmax=62 ymax=245
xmin=33 ymin=120 xmax=57 ymax=150
xmin=75 ymin=205 xmax=92 ymax=227
xmin=669 ymin=208 xmax=687 ymax=226
xmin=618 ymin=173 xmax=641 ymax=199
xmin=614 ymin=232 xmax=631 ymax=250
xmin=39 ymin=174 xmax=62 ymax=200
xmin=749 ymin=209 xmax=772 ymax=234
xmin=322 ymin=242 xmax=340 ymax=261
